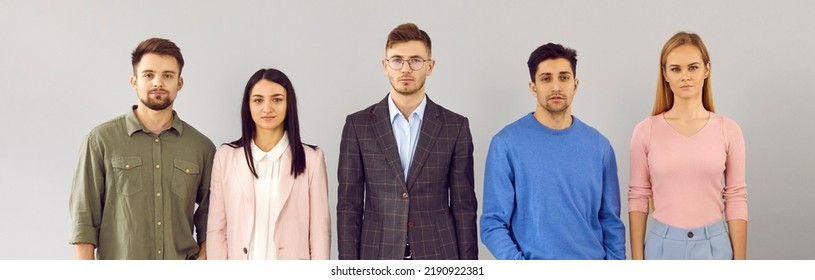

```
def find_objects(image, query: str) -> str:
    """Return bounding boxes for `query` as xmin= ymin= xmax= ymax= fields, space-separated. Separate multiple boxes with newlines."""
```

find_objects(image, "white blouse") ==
xmin=248 ymin=133 xmax=289 ymax=260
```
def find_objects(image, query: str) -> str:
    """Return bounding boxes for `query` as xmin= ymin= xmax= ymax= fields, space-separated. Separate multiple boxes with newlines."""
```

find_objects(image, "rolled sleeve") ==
xmin=69 ymin=133 xmax=104 ymax=246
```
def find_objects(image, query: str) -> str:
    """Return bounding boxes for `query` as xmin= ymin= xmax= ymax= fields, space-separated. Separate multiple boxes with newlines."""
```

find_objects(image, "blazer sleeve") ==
xmin=337 ymin=115 xmax=365 ymax=259
xmin=206 ymin=148 xmax=228 ymax=260
xmin=308 ymin=147 xmax=331 ymax=260
xmin=449 ymin=117 xmax=479 ymax=259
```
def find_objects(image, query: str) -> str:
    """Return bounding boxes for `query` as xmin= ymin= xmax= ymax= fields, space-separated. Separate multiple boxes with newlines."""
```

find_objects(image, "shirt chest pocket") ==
xmin=171 ymin=159 xmax=201 ymax=199
xmin=111 ymin=157 xmax=143 ymax=196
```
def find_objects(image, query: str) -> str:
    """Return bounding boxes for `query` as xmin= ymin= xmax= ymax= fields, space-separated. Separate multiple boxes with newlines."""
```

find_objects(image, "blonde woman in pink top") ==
xmin=628 ymin=32 xmax=748 ymax=260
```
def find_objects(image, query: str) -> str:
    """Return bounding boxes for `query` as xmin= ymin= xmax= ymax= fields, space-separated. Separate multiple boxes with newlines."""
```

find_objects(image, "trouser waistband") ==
xmin=650 ymin=219 xmax=728 ymax=240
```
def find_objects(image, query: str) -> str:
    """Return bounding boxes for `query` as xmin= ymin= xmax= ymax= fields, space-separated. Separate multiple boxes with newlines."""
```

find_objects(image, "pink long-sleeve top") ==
xmin=628 ymin=112 xmax=748 ymax=229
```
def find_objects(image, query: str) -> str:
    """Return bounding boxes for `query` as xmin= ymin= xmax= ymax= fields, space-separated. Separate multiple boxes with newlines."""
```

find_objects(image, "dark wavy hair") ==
xmin=227 ymin=68 xmax=311 ymax=178
xmin=527 ymin=43 xmax=577 ymax=81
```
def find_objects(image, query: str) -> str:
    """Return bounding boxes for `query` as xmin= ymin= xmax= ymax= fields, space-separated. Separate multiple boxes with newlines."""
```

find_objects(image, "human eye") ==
xmin=143 ymin=73 xmax=153 ymax=78
xmin=390 ymin=57 xmax=404 ymax=64
xmin=669 ymin=67 xmax=680 ymax=72
xmin=689 ymin=65 xmax=698 ymax=71
xmin=559 ymin=75 xmax=571 ymax=81
xmin=251 ymin=98 xmax=262 ymax=104
xmin=540 ymin=76 xmax=551 ymax=82
xmin=163 ymin=74 xmax=174 ymax=79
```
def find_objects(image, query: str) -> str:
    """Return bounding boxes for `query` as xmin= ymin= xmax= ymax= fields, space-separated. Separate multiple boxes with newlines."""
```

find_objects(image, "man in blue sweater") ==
xmin=480 ymin=43 xmax=626 ymax=260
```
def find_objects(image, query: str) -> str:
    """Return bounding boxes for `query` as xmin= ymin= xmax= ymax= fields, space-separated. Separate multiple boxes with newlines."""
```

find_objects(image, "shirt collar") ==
xmin=387 ymin=93 xmax=427 ymax=124
xmin=125 ymin=105 xmax=184 ymax=136
xmin=251 ymin=131 xmax=289 ymax=165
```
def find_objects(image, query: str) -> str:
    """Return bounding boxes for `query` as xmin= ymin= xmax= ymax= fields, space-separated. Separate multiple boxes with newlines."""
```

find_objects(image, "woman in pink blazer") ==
xmin=207 ymin=68 xmax=330 ymax=260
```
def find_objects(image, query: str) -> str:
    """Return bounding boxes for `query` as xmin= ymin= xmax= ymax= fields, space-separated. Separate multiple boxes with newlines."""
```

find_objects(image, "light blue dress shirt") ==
xmin=387 ymin=93 xmax=427 ymax=182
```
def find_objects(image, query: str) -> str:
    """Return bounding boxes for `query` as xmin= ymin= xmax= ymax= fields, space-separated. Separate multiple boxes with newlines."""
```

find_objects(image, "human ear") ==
xmin=528 ymin=81 xmax=537 ymax=97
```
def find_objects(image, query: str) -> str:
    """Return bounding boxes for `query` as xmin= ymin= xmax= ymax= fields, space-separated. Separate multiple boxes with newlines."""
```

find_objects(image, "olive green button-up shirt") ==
xmin=69 ymin=107 xmax=215 ymax=259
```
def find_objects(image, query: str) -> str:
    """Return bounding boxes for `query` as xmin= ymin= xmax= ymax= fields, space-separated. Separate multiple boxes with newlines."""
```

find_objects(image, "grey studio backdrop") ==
xmin=0 ymin=0 xmax=812 ymax=260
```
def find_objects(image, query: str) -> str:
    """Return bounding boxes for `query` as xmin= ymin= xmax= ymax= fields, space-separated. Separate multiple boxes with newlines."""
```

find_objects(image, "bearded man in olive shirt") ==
xmin=69 ymin=38 xmax=215 ymax=260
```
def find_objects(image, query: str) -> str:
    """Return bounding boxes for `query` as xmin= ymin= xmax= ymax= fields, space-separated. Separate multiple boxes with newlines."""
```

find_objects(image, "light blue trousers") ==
xmin=644 ymin=219 xmax=733 ymax=260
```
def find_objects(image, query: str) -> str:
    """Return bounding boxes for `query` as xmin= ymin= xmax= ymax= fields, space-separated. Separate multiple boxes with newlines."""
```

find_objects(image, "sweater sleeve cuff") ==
xmin=628 ymin=199 xmax=649 ymax=213
xmin=725 ymin=206 xmax=748 ymax=222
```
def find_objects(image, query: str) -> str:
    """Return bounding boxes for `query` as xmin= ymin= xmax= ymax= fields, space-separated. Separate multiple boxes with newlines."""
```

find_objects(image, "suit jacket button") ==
xmin=407 ymin=221 xmax=415 ymax=228
xmin=402 ymin=192 xmax=409 ymax=199
xmin=243 ymin=247 xmax=248 ymax=254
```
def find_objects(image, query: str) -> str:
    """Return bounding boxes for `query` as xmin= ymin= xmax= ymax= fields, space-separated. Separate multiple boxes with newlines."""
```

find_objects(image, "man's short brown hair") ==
xmin=131 ymin=38 xmax=184 ymax=74
xmin=386 ymin=23 xmax=432 ymax=56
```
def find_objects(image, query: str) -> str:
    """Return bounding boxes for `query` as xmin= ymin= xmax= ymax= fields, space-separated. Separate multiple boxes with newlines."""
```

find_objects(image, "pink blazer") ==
xmin=206 ymin=144 xmax=330 ymax=260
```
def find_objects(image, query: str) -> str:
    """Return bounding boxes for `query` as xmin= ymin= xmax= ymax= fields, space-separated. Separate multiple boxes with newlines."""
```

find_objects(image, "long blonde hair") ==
xmin=652 ymin=32 xmax=715 ymax=116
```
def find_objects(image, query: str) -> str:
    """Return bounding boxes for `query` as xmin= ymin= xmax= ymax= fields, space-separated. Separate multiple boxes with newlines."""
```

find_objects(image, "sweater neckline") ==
xmin=657 ymin=112 xmax=716 ymax=139
xmin=525 ymin=112 xmax=577 ymax=135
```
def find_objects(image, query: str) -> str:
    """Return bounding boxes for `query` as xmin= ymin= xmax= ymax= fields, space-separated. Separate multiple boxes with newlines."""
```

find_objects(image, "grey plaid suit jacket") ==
xmin=337 ymin=95 xmax=478 ymax=260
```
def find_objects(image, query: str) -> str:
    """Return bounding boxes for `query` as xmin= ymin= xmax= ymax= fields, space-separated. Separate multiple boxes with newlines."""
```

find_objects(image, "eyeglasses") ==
xmin=386 ymin=57 xmax=431 ymax=71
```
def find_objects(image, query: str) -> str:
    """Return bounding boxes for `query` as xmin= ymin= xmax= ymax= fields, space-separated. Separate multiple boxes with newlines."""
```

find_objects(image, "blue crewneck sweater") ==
xmin=480 ymin=113 xmax=626 ymax=260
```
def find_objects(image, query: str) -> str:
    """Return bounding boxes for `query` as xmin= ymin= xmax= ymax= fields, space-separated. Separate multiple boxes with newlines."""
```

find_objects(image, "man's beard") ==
xmin=392 ymin=78 xmax=425 ymax=96
xmin=542 ymin=96 xmax=570 ymax=115
xmin=141 ymin=91 xmax=174 ymax=111
xmin=543 ymin=103 xmax=569 ymax=114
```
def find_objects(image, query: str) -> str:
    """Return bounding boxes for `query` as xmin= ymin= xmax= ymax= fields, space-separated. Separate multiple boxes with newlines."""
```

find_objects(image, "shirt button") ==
xmin=402 ymin=192 xmax=409 ymax=199
xmin=185 ymin=169 xmax=190 ymax=173
xmin=125 ymin=164 xmax=130 ymax=169
xmin=407 ymin=221 xmax=415 ymax=228
xmin=156 ymin=193 xmax=161 ymax=197
xmin=155 ymin=138 xmax=159 ymax=143
xmin=155 ymin=164 xmax=160 ymax=169
xmin=687 ymin=232 xmax=694 ymax=238
xmin=157 ymin=221 xmax=162 ymax=226
xmin=158 ymin=250 xmax=162 ymax=254
xmin=243 ymin=248 xmax=248 ymax=254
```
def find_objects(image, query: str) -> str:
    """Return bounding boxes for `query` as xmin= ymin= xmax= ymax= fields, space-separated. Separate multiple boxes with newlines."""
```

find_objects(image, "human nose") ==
xmin=152 ymin=77 xmax=163 ymax=88
xmin=261 ymin=100 xmax=273 ymax=113
xmin=680 ymin=70 xmax=691 ymax=81
xmin=552 ymin=82 xmax=562 ymax=92
xmin=400 ymin=63 xmax=413 ymax=73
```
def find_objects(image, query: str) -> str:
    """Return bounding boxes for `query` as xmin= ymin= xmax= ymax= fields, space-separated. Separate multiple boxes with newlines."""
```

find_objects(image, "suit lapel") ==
xmin=406 ymin=97 xmax=441 ymax=191
xmin=236 ymin=147 xmax=257 ymax=245
xmin=371 ymin=96 xmax=408 ymax=189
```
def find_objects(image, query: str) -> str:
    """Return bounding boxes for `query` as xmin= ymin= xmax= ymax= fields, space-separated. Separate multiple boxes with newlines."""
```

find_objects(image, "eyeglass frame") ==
xmin=384 ymin=56 xmax=432 ymax=71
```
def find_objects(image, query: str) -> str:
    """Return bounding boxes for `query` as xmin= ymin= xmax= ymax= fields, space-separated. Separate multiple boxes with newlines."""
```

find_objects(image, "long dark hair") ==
xmin=227 ymin=68 xmax=310 ymax=178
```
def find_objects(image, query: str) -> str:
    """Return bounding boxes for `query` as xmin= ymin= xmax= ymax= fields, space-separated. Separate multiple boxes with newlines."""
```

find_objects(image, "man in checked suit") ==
xmin=337 ymin=23 xmax=478 ymax=260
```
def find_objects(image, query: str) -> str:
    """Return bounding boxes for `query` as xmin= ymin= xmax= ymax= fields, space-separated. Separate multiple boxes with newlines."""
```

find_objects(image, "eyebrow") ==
xmin=538 ymin=71 xmax=573 ymax=77
xmin=251 ymin=93 xmax=285 ymax=98
xmin=139 ymin=70 xmax=178 ymax=75
xmin=667 ymin=62 xmax=702 ymax=67
xmin=388 ymin=55 xmax=425 ymax=59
